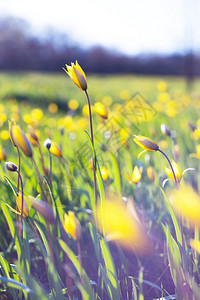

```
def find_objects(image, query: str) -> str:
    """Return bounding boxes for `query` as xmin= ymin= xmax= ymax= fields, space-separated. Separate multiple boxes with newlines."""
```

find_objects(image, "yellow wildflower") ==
xmin=190 ymin=239 xmax=200 ymax=254
xmin=100 ymin=166 xmax=109 ymax=181
xmin=50 ymin=141 xmax=62 ymax=157
xmin=170 ymin=185 xmax=200 ymax=228
xmin=190 ymin=145 xmax=200 ymax=159
xmin=0 ymin=146 xmax=6 ymax=161
xmin=63 ymin=211 xmax=81 ymax=241
xmin=16 ymin=193 xmax=29 ymax=218
xmin=134 ymin=135 xmax=159 ymax=152
xmin=10 ymin=122 xmax=32 ymax=157
xmin=63 ymin=60 xmax=87 ymax=91
xmin=126 ymin=166 xmax=142 ymax=184
xmin=94 ymin=102 xmax=108 ymax=119
xmin=164 ymin=160 xmax=182 ymax=183
xmin=68 ymin=99 xmax=79 ymax=111
xmin=48 ymin=103 xmax=58 ymax=114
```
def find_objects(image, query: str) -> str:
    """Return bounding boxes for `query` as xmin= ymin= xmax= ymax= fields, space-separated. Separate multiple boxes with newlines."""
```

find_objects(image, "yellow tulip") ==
xmin=134 ymin=135 xmax=159 ymax=152
xmin=147 ymin=166 xmax=155 ymax=182
xmin=63 ymin=211 xmax=81 ymax=241
xmin=97 ymin=199 xmax=149 ymax=253
xmin=126 ymin=166 xmax=142 ymax=184
xmin=10 ymin=121 xmax=32 ymax=157
xmin=63 ymin=60 xmax=87 ymax=91
xmin=49 ymin=142 xmax=62 ymax=157
xmin=16 ymin=193 xmax=29 ymax=218
xmin=164 ymin=160 xmax=182 ymax=183
xmin=190 ymin=145 xmax=200 ymax=159
xmin=100 ymin=166 xmax=109 ymax=181
xmin=94 ymin=102 xmax=108 ymax=119
xmin=170 ymin=185 xmax=200 ymax=228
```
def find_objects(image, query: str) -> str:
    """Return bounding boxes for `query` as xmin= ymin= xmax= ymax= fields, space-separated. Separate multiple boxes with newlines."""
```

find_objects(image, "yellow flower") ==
xmin=100 ymin=166 xmax=109 ymax=181
xmin=10 ymin=122 xmax=32 ymax=157
xmin=31 ymin=108 xmax=43 ymax=122
xmin=0 ymin=146 xmax=6 ymax=161
xmin=170 ymin=185 xmax=200 ymax=228
xmin=97 ymin=199 xmax=149 ymax=253
xmin=147 ymin=166 xmax=155 ymax=182
xmin=126 ymin=166 xmax=142 ymax=184
xmin=63 ymin=211 xmax=81 ymax=241
xmin=49 ymin=141 xmax=62 ymax=157
xmin=63 ymin=60 xmax=87 ymax=91
xmin=164 ymin=160 xmax=182 ymax=183
xmin=68 ymin=99 xmax=79 ymax=111
xmin=48 ymin=103 xmax=58 ymax=114
xmin=0 ymin=130 xmax=9 ymax=140
xmin=134 ymin=135 xmax=159 ymax=152
xmin=190 ymin=239 xmax=200 ymax=254
xmin=16 ymin=193 xmax=29 ymax=218
xmin=94 ymin=102 xmax=108 ymax=119
xmin=157 ymin=81 xmax=167 ymax=92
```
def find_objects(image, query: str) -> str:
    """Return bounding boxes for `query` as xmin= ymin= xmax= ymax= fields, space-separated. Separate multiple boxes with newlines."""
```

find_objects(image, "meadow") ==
xmin=0 ymin=71 xmax=200 ymax=300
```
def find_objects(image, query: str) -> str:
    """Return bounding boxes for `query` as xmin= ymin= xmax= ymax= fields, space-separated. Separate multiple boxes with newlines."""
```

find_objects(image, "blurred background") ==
xmin=0 ymin=0 xmax=199 ymax=77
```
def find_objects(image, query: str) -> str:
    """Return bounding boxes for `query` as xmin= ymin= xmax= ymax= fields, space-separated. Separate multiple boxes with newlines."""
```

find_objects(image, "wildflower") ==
xmin=126 ymin=166 xmax=142 ymax=184
xmin=94 ymin=102 xmax=108 ymax=119
xmin=1 ymin=130 xmax=9 ymax=141
xmin=134 ymin=135 xmax=159 ymax=152
xmin=27 ymin=126 xmax=39 ymax=147
xmin=10 ymin=121 xmax=32 ymax=157
xmin=170 ymin=185 xmax=200 ymax=228
xmin=161 ymin=124 xmax=171 ymax=137
xmin=44 ymin=139 xmax=51 ymax=150
xmin=68 ymin=99 xmax=79 ymax=111
xmin=190 ymin=239 xmax=200 ymax=254
xmin=63 ymin=211 xmax=81 ymax=241
xmin=48 ymin=103 xmax=58 ymax=114
xmin=97 ymin=198 xmax=149 ymax=253
xmin=0 ymin=146 xmax=6 ymax=161
xmin=100 ymin=166 xmax=109 ymax=181
xmin=147 ymin=166 xmax=155 ymax=182
xmin=16 ymin=193 xmax=29 ymax=218
xmin=63 ymin=61 xmax=87 ymax=91
xmin=31 ymin=108 xmax=43 ymax=122
xmin=6 ymin=161 xmax=18 ymax=172
xmin=31 ymin=199 xmax=55 ymax=223
xmin=49 ymin=141 xmax=62 ymax=157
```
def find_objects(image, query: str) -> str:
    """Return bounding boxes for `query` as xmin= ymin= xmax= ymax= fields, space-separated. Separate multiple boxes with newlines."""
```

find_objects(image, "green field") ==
xmin=0 ymin=72 xmax=200 ymax=299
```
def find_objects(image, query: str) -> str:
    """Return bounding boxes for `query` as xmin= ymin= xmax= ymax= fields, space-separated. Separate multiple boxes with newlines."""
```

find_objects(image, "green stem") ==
xmin=85 ymin=90 xmax=98 ymax=206
xmin=48 ymin=150 xmax=52 ymax=188
xmin=16 ymin=170 xmax=24 ymax=239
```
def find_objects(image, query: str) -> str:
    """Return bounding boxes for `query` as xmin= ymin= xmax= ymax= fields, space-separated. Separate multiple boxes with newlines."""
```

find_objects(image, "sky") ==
xmin=0 ymin=0 xmax=200 ymax=55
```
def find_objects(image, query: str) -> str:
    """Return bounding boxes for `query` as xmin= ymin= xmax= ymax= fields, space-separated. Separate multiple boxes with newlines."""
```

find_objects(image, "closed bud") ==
xmin=44 ymin=138 xmax=52 ymax=150
xmin=94 ymin=102 xmax=108 ymax=119
xmin=63 ymin=211 xmax=81 ymax=241
xmin=161 ymin=124 xmax=171 ymax=137
xmin=10 ymin=122 xmax=32 ymax=157
xmin=31 ymin=199 xmax=55 ymax=223
xmin=50 ymin=142 xmax=62 ymax=157
xmin=6 ymin=161 xmax=17 ymax=172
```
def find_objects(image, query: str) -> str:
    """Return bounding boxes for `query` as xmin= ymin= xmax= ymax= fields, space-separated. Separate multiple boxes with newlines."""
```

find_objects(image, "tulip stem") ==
xmin=85 ymin=90 xmax=98 ymax=206
xmin=48 ymin=149 xmax=52 ymax=188
xmin=38 ymin=144 xmax=47 ymax=176
xmin=16 ymin=170 xmax=24 ymax=239
xmin=158 ymin=149 xmax=178 ymax=189
xmin=32 ymin=157 xmax=46 ymax=202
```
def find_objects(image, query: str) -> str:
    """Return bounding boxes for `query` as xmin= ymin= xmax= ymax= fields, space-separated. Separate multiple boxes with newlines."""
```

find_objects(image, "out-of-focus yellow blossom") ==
xmin=147 ymin=166 xmax=155 ymax=182
xmin=0 ymin=113 xmax=7 ymax=124
xmin=164 ymin=160 xmax=182 ymax=183
xmin=77 ymin=117 xmax=88 ymax=130
xmin=191 ymin=128 xmax=200 ymax=140
xmin=190 ymin=239 xmax=200 ymax=254
xmin=100 ymin=166 xmax=109 ymax=181
xmin=82 ymin=104 xmax=90 ymax=117
xmin=11 ymin=112 xmax=20 ymax=122
xmin=0 ymin=104 xmax=5 ymax=112
xmin=157 ymin=92 xmax=170 ymax=103
xmin=63 ymin=116 xmax=73 ymax=128
xmin=0 ymin=146 xmax=6 ymax=161
xmin=50 ymin=141 xmax=62 ymax=157
xmin=97 ymin=199 xmax=149 ymax=253
xmin=48 ymin=103 xmax=58 ymax=114
xmin=197 ymin=119 xmax=200 ymax=128
xmin=153 ymin=101 xmax=163 ymax=112
xmin=134 ymin=135 xmax=159 ymax=152
xmin=170 ymin=185 xmax=200 ymax=228
xmin=102 ymin=96 xmax=113 ymax=107
xmin=16 ymin=193 xmax=29 ymax=218
xmin=63 ymin=60 xmax=87 ymax=91
xmin=23 ymin=114 xmax=33 ymax=125
xmin=157 ymin=81 xmax=167 ymax=92
xmin=63 ymin=211 xmax=81 ymax=241
xmin=159 ymin=140 xmax=168 ymax=150
xmin=113 ymin=103 xmax=122 ymax=112
xmin=166 ymin=108 xmax=177 ymax=118
xmin=31 ymin=108 xmax=43 ymax=122
xmin=181 ymin=95 xmax=190 ymax=106
xmin=126 ymin=166 xmax=142 ymax=184
xmin=0 ymin=130 xmax=9 ymax=140
xmin=94 ymin=102 xmax=108 ymax=119
xmin=190 ymin=145 xmax=200 ymax=159
xmin=120 ymin=90 xmax=130 ymax=100
xmin=68 ymin=99 xmax=79 ymax=111
xmin=10 ymin=122 xmax=32 ymax=157
xmin=27 ymin=126 xmax=40 ymax=147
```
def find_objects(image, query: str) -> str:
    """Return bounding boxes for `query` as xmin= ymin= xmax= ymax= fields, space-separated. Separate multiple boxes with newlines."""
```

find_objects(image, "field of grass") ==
xmin=0 ymin=71 xmax=200 ymax=299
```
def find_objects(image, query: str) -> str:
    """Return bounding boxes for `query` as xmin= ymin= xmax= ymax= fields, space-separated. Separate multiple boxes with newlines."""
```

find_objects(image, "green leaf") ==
xmin=4 ymin=176 xmax=17 ymax=196
xmin=110 ymin=152 xmax=121 ymax=194
xmin=100 ymin=237 xmax=121 ymax=300
xmin=0 ymin=276 xmax=33 ymax=293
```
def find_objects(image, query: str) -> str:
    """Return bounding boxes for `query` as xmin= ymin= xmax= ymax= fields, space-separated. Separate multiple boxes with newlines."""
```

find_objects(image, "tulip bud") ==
xmin=161 ymin=124 xmax=171 ymax=137
xmin=63 ymin=211 xmax=81 ymax=241
xmin=10 ymin=122 xmax=32 ymax=157
xmin=50 ymin=142 xmax=62 ymax=157
xmin=0 ymin=146 xmax=6 ymax=161
xmin=63 ymin=61 xmax=87 ymax=91
xmin=31 ymin=199 xmax=55 ymax=223
xmin=94 ymin=102 xmax=108 ymax=119
xmin=16 ymin=193 xmax=29 ymax=218
xmin=6 ymin=161 xmax=17 ymax=172
xmin=44 ymin=138 xmax=52 ymax=150
xmin=134 ymin=135 xmax=159 ymax=152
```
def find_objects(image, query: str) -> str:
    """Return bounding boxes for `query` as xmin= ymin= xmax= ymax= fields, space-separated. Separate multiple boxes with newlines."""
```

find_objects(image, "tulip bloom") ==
xmin=134 ymin=135 xmax=159 ymax=152
xmin=49 ymin=142 xmax=62 ymax=157
xmin=100 ymin=166 xmax=109 ymax=181
xmin=126 ymin=166 xmax=142 ymax=184
xmin=16 ymin=193 xmax=29 ymax=218
xmin=10 ymin=121 xmax=32 ymax=157
xmin=63 ymin=61 xmax=87 ymax=91
xmin=94 ymin=102 xmax=108 ymax=119
xmin=164 ymin=160 xmax=182 ymax=183
xmin=63 ymin=211 xmax=81 ymax=241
